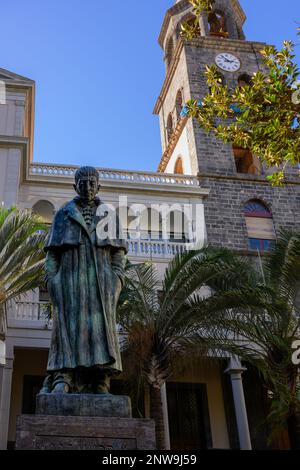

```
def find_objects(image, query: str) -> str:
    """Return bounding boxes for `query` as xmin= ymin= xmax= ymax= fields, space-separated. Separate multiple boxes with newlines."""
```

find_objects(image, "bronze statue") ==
xmin=41 ymin=166 xmax=127 ymax=394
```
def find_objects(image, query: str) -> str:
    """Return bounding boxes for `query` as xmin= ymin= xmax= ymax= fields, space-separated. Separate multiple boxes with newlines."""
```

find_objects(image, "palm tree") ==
xmin=189 ymin=229 xmax=300 ymax=449
xmin=117 ymin=247 xmax=254 ymax=450
xmin=0 ymin=206 xmax=47 ymax=338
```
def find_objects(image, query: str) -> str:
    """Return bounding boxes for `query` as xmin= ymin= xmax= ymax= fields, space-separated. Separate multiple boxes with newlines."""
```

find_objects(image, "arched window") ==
xmin=32 ymin=200 xmax=55 ymax=224
xmin=179 ymin=15 xmax=200 ymax=39
xmin=166 ymin=37 xmax=174 ymax=69
xmin=175 ymin=90 xmax=183 ymax=121
xmin=233 ymin=146 xmax=261 ymax=175
xmin=174 ymin=157 xmax=184 ymax=174
xmin=167 ymin=113 xmax=173 ymax=141
xmin=238 ymin=74 xmax=252 ymax=88
xmin=244 ymin=200 xmax=276 ymax=252
xmin=208 ymin=10 xmax=228 ymax=38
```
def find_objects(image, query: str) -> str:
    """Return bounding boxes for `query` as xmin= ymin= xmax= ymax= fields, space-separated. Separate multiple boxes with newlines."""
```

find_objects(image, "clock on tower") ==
xmin=215 ymin=53 xmax=241 ymax=72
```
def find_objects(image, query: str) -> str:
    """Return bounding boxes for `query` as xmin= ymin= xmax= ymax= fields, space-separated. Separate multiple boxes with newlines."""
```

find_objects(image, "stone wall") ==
xmin=199 ymin=175 xmax=300 ymax=250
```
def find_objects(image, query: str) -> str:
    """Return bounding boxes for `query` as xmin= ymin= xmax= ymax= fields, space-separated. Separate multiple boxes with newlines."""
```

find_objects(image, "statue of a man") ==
xmin=42 ymin=166 xmax=127 ymax=394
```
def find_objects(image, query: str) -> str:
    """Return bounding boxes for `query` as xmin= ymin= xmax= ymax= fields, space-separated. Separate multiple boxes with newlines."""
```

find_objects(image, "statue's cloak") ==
xmin=45 ymin=199 xmax=127 ymax=373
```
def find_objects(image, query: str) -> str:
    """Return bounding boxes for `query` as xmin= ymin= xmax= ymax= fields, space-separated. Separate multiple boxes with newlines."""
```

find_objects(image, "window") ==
xmin=167 ymin=113 xmax=173 ymax=141
xmin=238 ymin=74 xmax=252 ymax=88
xmin=208 ymin=11 xmax=228 ymax=38
xmin=179 ymin=16 xmax=200 ymax=39
xmin=32 ymin=200 xmax=55 ymax=223
xmin=174 ymin=157 xmax=183 ymax=174
xmin=233 ymin=146 xmax=261 ymax=175
xmin=244 ymin=200 xmax=276 ymax=252
xmin=175 ymin=90 xmax=183 ymax=121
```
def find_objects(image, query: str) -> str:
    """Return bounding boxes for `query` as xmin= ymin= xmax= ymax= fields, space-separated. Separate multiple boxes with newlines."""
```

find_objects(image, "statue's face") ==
xmin=75 ymin=176 xmax=99 ymax=202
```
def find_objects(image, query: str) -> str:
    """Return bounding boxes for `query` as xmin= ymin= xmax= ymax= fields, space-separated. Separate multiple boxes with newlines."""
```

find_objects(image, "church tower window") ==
xmin=166 ymin=37 xmax=174 ymax=69
xmin=208 ymin=11 xmax=228 ymax=38
xmin=175 ymin=90 xmax=183 ymax=121
xmin=167 ymin=113 xmax=174 ymax=141
xmin=238 ymin=74 xmax=252 ymax=88
xmin=233 ymin=146 xmax=261 ymax=175
xmin=174 ymin=156 xmax=184 ymax=174
xmin=179 ymin=15 xmax=201 ymax=39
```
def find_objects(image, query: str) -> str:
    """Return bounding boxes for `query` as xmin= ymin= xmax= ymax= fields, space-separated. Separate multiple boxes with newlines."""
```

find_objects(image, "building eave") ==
xmin=0 ymin=67 xmax=35 ymax=84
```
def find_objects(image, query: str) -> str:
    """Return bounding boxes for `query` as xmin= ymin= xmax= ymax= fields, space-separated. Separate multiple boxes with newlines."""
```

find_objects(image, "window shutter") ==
xmin=245 ymin=217 xmax=276 ymax=240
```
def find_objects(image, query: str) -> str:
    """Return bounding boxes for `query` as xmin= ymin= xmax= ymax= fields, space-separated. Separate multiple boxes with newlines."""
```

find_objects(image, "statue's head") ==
xmin=74 ymin=166 xmax=100 ymax=202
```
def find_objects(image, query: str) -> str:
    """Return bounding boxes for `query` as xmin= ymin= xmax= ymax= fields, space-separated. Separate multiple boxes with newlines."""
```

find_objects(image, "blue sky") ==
xmin=0 ymin=0 xmax=299 ymax=171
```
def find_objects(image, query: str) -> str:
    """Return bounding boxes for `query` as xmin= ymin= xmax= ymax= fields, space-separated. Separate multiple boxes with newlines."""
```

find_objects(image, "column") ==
xmin=160 ymin=382 xmax=171 ymax=450
xmin=225 ymin=357 xmax=252 ymax=450
xmin=0 ymin=356 xmax=14 ymax=450
xmin=199 ymin=12 xmax=209 ymax=37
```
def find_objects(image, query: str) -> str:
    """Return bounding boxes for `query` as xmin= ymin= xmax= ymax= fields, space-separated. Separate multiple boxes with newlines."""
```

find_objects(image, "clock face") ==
xmin=215 ymin=53 xmax=241 ymax=72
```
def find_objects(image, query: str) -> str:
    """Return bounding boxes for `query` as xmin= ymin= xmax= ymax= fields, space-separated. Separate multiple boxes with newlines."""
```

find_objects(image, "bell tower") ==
xmin=154 ymin=0 xmax=266 ymax=177
xmin=154 ymin=0 xmax=300 ymax=252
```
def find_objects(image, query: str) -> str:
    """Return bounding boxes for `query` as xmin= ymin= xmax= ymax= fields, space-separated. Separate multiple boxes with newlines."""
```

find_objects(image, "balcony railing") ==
xmin=6 ymin=299 xmax=52 ymax=325
xmin=127 ymin=239 xmax=187 ymax=257
xmin=13 ymin=301 xmax=51 ymax=321
xmin=29 ymin=163 xmax=199 ymax=188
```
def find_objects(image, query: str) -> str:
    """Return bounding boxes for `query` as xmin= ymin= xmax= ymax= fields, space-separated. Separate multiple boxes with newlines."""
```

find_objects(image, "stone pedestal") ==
xmin=36 ymin=393 xmax=132 ymax=418
xmin=15 ymin=393 xmax=156 ymax=450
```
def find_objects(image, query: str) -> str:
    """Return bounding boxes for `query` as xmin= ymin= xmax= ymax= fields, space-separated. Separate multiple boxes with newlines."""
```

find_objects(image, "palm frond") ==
xmin=118 ymin=262 xmax=160 ymax=327
xmin=159 ymin=246 xmax=258 ymax=337
xmin=0 ymin=207 xmax=47 ymax=309
xmin=265 ymin=228 xmax=300 ymax=304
